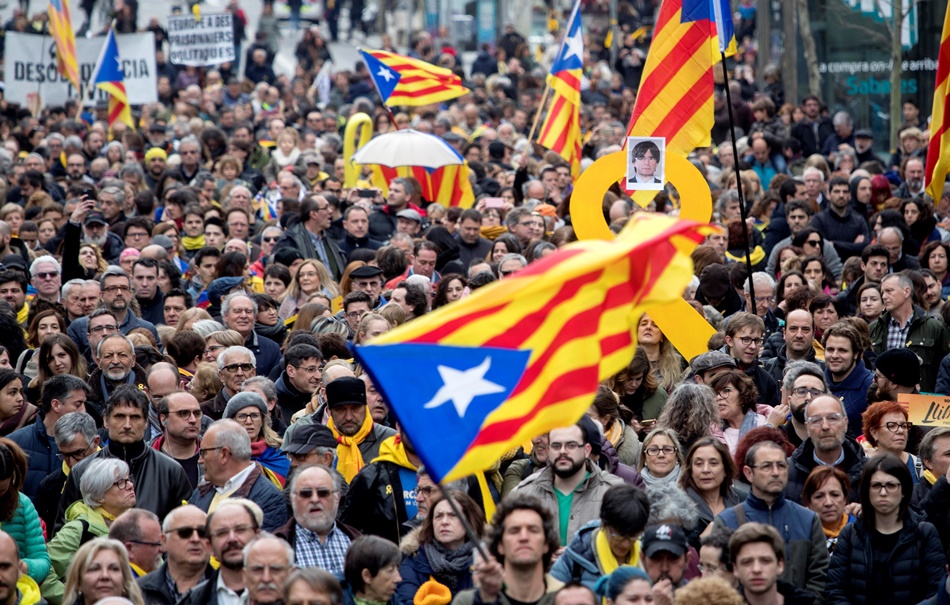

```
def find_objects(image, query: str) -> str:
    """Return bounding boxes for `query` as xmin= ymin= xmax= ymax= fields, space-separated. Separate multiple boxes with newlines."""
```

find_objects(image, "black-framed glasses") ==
xmin=262 ymin=236 xmax=279 ymax=243
xmin=56 ymin=445 xmax=93 ymax=462
xmin=167 ymin=526 xmax=207 ymax=539
xmin=199 ymin=446 xmax=224 ymax=458
xmin=870 ymin=481 xmax=901 ymax=493
xmin=112 ymin=476 xmax=133 ymax=490
xmin=209 ymin=524 xmax=257 ymax=540
xmin=128 ymin=539 xmax=162 ymax=547
xmin=792 ymin=387 xmax=823 ymax=398
xmin=171 ymin=409 xmax=202 ymax=420
xmin=295 ymin=487 xmax=336 ymax=500
xmin=222 ymin=363 xmax=254 ymax=373
xmin=235 ymin=412 xmax=262 ymax=423
xmin=882 ymin=421 xmax=912 ymax=433
xmin=645 ymin=446 xmax=677 ymax=456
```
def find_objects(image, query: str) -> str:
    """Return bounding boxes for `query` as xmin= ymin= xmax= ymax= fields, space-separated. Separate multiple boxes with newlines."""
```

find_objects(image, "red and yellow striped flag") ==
xmin=48 ymin=0 xmax=80 ymax=91
xmin=927 ymin=2 xmax=950 ymax=200
xmin=360 ymin=48 xmax=469 ymax=107
xmin=368 ymin=163 xmax=474 ymax=208
xmin=626 ymin=0 xmax=733 ymax=156
xmin=354 ymin=213 xmax=711 ymax=482
xmin=537 ymin=0 xmax=583 ymax=177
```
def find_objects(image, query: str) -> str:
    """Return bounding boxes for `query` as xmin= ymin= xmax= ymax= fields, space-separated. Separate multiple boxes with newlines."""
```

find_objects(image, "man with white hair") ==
xmin=743 ymin=272 xmax=781 ymax=340
xmin=222 ymin=293 xmax=281 ymax=376
xmin=30 ymin=256 xmax=62 ymax=303
xmin=242 ymin=534 xmax=295 ymax=605
xmin=87 ymin=332 xmax=148 ymax=415
xmin=188 ymin=420 xmax=288 ymax=531
xmin=201 ymin=345 xmax=257 ymax=420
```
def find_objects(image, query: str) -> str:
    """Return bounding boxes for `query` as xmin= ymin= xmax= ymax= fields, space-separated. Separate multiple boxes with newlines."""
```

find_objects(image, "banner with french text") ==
xmin=167 ymin=13 xmax=235 ymax=66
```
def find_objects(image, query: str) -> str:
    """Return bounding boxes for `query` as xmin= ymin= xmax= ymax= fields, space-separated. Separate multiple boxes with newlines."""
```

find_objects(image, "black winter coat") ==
xmin=784 ymin=437 xmax=865 ymax=504
xmin=825 ymin=515 xmax=945 ymax=605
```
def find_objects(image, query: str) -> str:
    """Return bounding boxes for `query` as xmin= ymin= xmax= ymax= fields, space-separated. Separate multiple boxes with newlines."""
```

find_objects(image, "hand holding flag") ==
xmin=354 ymin=213 xmax=712 ymax=483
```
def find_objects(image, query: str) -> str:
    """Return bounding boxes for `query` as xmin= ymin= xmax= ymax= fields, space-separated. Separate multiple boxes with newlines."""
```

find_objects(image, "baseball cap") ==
xmin=396 ymin=209 xmax=422 ymax=224
xmin=84 ymin=211 xmax=108 ymax=227
xmin=282 ymin=423 xmax=338 ymax=454
xmin=641 ymin=524 xmax=688 ymax=558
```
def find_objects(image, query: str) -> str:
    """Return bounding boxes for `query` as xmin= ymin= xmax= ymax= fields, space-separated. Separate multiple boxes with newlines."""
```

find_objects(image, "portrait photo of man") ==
xmin=626 ymin=137 xmax=665 ymax=190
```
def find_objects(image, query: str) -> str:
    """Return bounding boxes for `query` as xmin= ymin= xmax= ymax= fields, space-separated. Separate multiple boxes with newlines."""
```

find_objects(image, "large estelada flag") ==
xmin=90 ymin=26 xmax=134 ymax=129
xmin=537 ymin=0 xmax=583 ymax=177
xmin=626 ymin=0 xmax=735 ymax=156
xmin=360 ymin=48 xmax=469 ymax=107
xmin=926 ymin=1 xmax=950 ymax=200
xmin=48 ymin=0 xmax=80 ymax=91
xmin=353 ymin=213 xmax=711 ymax=483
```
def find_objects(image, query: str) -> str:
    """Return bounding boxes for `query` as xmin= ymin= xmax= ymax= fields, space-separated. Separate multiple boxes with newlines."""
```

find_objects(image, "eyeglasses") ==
xmin=222 ymin=363 xmax=254 ymax=373
xmin=346 ymin=310 xmax=368 ymax=320
xmin=645 ymin=446 xmax=677 ymax=456
xmin=606 ymin=530 xmax=637 ymax=542
xmin=736 ymin=336 xmax=764 ymax=347
xmin=209 ymin=524 xmax=257 ymax=540
xmin=35 ymin=271 xmax=59 ymax=279
xmin=716 ymin=387 xmax=735 ymax=399
xmin=295 ymin=487 xmax=336 ymax=500
xmin=294 ymin=365 xmax=321 ymax=374
xmin=56 ymin=445 xmax=92 ymax=462
xmin=127 ymin=539 xmax=162 ymax=547
xmin=549 ymin=441 xmax=582 ymax=452
xmin=805 ymin=413 xmax=845 ymax=427
xmin=167 ymin=526 xmax=207 ymax=539
xmin=882 ymin=421 xmax=912 ymax=433
xmin=103 ymin=285 xmax=131 ymax=293
xmin=235 ymin=412 xmax=262 ymax=423
xmin=792 ymin=387 xmax=824 ymax=398
xmin=112 ymin=476 xmax=133 ymax=490
xmin=871 ymin=481 xmax=901 ymax=494
xmin=126 ymin=231 xmax=148 ymax=239
xmin=171 ymin=409 xmax=202 ymax=420
xmin=416 ymin=485 xmax=438 ymax=496
xmin=88 ymin=324 xmax=118 ymax=335
xmin=198 ymin=446 xmax=224 ymax=458
xmin=750 ymin=461 xmax=788 ymax=472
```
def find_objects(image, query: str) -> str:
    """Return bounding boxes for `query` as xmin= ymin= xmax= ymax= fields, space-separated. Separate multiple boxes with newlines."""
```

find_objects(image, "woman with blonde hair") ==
xmin=189 ymin=362 xmax=224 ymax=402
xmin=78 ymin=244 xmax=108 ymax=276
xmin=62 ymin=538 xmax=144 ymax=605
xmin=636 ymin=314 xmax=685 ymax=392
xmin=0 ymin=203 xmax=23 ymax=235
xmin=278 ymin=260 xmax=340 ymax=320
xmin=175 ymin=308 xmax=213 ymax=333
xmin=636 ymin=427 xmax=686 ymax=487
xmin=202 ymin=329 xmax=245 ymax=363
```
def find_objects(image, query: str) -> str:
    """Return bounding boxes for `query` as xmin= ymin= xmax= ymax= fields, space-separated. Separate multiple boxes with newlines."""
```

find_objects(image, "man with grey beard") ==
xmin=86 ymin=333 xmax=148 ymax=410
xmin=275 ymin=465 xmax=358 ymax=574
xmin=68 ymin=196 xmax=123 ymax=262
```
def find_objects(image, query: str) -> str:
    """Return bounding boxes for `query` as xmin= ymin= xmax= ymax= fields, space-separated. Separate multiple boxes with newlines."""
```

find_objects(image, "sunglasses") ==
xmin=262 ymin=236 xmax=279 ymax=243
xmin=35 ymin=271 xmax=58 ymax=279
xmin=295 ymin=487 xmax=336 ymax=500
xmin=223 ymin=363 xmax=254 ymax=373
xmin=167 ymin=526 xmax=207 ymax=540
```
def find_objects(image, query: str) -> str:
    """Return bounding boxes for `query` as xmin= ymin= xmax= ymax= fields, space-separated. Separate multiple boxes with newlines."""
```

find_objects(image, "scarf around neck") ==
xmin=640 ymin=464 xmax=681 ymax=487
xmin=372 ymin=434 xmax=418 ymax=471
xmin=594 ymin=527 xmax=640 ymax=575
xmin=423 ymin=540 xmax=475 ymax=592
xmin=329 ymin=409 xmax=374 ymax=482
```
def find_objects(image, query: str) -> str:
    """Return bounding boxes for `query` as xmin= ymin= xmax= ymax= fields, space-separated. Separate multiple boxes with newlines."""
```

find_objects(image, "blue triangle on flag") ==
xmin=361 ymin=51 xmax=402 ymax=103
xmin=354 ymin=342 xmax=531 ymax=481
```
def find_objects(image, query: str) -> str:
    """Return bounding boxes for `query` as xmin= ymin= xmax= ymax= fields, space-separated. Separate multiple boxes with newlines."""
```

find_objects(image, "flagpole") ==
xmin=526 ymin=80 xmax=553 ymax=147
xmin=528 ymin=0 xmax=579 ymax=148
xmin=720 ymin=57 xmax=756 ymax=310
xmin=82 ymin=20 xmax=116 ymax=112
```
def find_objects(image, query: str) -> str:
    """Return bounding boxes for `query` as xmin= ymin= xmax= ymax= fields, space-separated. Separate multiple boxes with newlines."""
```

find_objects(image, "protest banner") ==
xmin=167 ymin=13 xmax=234 ymax=66
xmin=899 ymin=393 xmax=950 ymax=428
xmin=4 ymin=31 xmax=157 ymax=106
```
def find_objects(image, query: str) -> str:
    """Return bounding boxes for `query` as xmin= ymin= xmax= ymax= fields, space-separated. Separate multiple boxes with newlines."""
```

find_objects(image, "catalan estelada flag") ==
xmin=353 ymin=213 xmax=710 ymax=482
xmin=626 ymin=0 xmax=735 ymax=156
xmin=90 ymin=27 xmax=134 ymax=130
xmin=360 ymin=48 xmax=469 ymax=107
xmin=537 ymin=0 xmax=583 ymax=177
xmin=926 ymin=2 xmax=950 ymax=200
xmin=48 ymin=0 xmax=80 ymax=91
xmin=367 ymin=163 xmax=474 ymax=208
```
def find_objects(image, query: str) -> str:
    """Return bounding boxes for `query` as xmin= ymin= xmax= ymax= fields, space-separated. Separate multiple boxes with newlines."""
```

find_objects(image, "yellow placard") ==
xmin=899 ymin=393 xmax=950 ymax=427
xmin=570 ymin=150 xmax=715 ymax=360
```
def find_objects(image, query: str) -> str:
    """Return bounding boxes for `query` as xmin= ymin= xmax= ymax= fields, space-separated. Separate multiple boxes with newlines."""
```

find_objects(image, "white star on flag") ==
xmin=423 ymin=357 xmax=505 ymax=418
xmin=562 ymin=28 xmax=583 ymax=63
xmin=377 ymin=67 xmax=395 ymax=82
xmin=115 ymin=55 xmax=124 ymax=76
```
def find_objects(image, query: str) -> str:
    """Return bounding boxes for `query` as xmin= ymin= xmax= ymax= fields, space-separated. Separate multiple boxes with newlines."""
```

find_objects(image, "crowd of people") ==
xmin=0 ymin=1 xmax=946 ymax=605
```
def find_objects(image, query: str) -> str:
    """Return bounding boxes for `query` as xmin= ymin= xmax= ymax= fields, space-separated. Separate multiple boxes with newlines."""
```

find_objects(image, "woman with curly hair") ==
xmin=709 ymin=370 xmax=770 ymax=455
xmin=432 ymin=274 xmax=467 ymax=309
xmin=802 ymin=255 xmax=837 ymax=295
xmin=656 ymin=383 xmax=720 ymax=452
xmin=918 ymin=240 xmax=950 ymax=298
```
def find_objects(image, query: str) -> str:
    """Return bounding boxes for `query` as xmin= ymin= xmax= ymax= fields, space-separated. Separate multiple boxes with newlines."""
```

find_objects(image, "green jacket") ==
xmin=3 ymin=493 xmax=48 ymax=582
xmin=41 ymin=501 xmax=110 ymax=605
xmin=869 ymin=305 xmax=950 ymax=392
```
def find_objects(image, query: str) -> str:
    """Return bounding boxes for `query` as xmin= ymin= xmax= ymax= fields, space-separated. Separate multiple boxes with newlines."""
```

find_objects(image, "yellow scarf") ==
xmin=480 ymin=225 xmax=508 ymax=241
xmin=474 ymin=473 xmax=496 ymax=521
xmin=329 ymin=408 xmax=375 ymax=483
xmin=182 ymin=234 xmax=206 ymax=251
xmin=372 ymin=435 xmax=418 ymax=470
xmin=824 ymin=513 xmax=850 ymax=539
xmin=604 ymin=422 xmax=624 ymax=448
xmin=98 ymin=507 xmax=117 ymax=522
xmin=129 ymin=562 xmax=147 ymax=578
xmin=594 ymin=527 xmax=640 ymax=575
xmin=16 ymin=303 xmax=28 ymax=327
xmin=924 ymin=469 xmax=939 ymax=485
